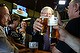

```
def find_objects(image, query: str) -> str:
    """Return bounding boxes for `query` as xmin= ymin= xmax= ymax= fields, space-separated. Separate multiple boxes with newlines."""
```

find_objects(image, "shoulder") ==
xmin=65 ymin=18 xmax=80 ymax=38
xmin=67 ymin=18 xmax=80 ymax=25
xmin=0 ymin=26 xmax=6 ymax=37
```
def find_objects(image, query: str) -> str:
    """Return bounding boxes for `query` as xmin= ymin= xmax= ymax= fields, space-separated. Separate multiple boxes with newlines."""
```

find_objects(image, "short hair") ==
xmin=72 ymin=0 xmax=80 ymax=11
xmin=41 ymin=6 xmax=54 ymax=14
xmin=10 ymin=14 xmax=20 ymax=24
xmin=0 ymin=3 xmax=7 ymax=15
xmin=0 ymin=3 xmax=8 ymax=21
xmin=0 ymin=3 xmax=6 ymax=7
xmin=73 ymin=0 xmax=80 ymax=4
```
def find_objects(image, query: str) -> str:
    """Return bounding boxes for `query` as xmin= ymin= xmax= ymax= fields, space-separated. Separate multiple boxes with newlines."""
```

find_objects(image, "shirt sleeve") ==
xmin=55 ymin=40 xmax=77 ymax=53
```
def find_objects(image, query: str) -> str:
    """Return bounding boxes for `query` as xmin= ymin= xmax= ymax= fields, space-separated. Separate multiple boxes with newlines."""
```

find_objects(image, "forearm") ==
xmin=64 ymin=33 xmax=80 ymax=53
xmin=58 ymin=28 xmax=80 ymax=53
xmin=52 ymin=46 xmax=62 ymax=53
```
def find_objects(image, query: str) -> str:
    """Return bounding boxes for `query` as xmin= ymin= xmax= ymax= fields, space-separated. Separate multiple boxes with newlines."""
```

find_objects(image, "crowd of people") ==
xmin=0 ymin=0 xmax=80 ymax=53
xmin=33 ymin=0 xmax=80 ymax=53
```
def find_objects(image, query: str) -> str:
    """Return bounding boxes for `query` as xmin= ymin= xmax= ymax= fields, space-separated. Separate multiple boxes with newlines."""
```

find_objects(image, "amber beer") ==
xmin=40 ymin=16 xmax=49 ymax=35
xmin=48 ymin=15 xmax=59 ymax=43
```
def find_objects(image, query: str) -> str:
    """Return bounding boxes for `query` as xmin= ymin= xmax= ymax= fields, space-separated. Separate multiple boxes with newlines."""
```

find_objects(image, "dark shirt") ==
xmin=65 ymin=17 xmax=80 ymax=38
xmin=5 ymin=26 xmax=23 ymax=44
xmin=21 ymin=18 xmax=44 ymax=50
xmin=55 ymin=17 xmax=80 ymax=53
xmin=26 ymin=22 xmax=44 ymax=50
xmin=56 ymin=40 xmax=77 ymax=53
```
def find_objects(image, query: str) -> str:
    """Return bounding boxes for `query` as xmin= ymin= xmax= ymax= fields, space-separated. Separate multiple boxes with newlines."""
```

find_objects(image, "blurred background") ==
xmin=0 ymin=0 xmax=71 ymax=21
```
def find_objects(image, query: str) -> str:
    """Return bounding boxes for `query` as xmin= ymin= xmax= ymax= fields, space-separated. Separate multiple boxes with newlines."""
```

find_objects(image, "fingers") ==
xmin=52 ymin=46 xmax=62 ymax=53
xmin=33 ymin=22 xmax=42 ymax=31
xmin=33 ymin=18 xmax=43 ymax=32
xmin=36 ymin=18 xmax=41 ymax=22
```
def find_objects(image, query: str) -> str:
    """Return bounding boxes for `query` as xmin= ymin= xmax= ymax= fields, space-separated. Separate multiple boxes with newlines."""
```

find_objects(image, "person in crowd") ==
xmin=5 ymin=14 xmax=27 ymax=52
xmin=6 ymin=14 xmax=23 ymax=44
xmin=52 ymin=0 xmax=80 ymax=53
xmin=26 ymin=18 xmax=35 ymax=35
xmin=33 ymin=0 xmax=80 ymax=52
xmin=18 ymin=20 xmax=32 ymax=48
xmin=33 ymin=6 xmax=54 ymax=51
xmin=18 ymin=20 xmax=28 ymax=34
xmin=0 ymin=3 xmax=14 ymax=53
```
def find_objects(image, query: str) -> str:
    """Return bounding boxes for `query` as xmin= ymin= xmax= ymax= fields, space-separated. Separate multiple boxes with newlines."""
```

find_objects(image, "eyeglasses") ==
xmin=0 ymin=3 xmax=6 ymax=7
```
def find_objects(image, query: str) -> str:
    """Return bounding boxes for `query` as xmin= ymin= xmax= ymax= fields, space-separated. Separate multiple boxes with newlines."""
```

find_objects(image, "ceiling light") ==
xmin=59 ymin=0 xmax=66 ymax=5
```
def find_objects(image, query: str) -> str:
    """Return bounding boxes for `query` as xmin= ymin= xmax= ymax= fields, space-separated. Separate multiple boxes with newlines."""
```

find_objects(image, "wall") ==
xmin=28 ymin=9 xmax=40 ymax=18
xmin=0 ymin=0 xmax=40 ymax=18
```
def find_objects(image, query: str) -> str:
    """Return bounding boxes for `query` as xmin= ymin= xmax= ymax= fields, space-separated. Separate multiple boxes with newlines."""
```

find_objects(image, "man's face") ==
xmin=68 ymin=0 xmax=76 ymax=19
xmin=1 ymin=6 xmax=11 ymax=26
xmin=40 ymin=9 xmax=52 ymax=18
xmin=21 ymin=21 xmax=27 ymax=28
xmin=13 ymin=20 xmax=20 ymax=27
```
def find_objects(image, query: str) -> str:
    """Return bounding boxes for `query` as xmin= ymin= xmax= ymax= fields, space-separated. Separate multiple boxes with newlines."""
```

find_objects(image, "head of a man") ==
xmin=68 ymin=0 xmax=80 ymax=19
xmin=21 ymin=21 xmax=28 ymax=28
xmin=10 ymin=14 xmax=20 ymax=28
xmin=0 ymin=4 xmax=11 ymax=27
xmin=40 ymin=6 xmax=54 ymax=17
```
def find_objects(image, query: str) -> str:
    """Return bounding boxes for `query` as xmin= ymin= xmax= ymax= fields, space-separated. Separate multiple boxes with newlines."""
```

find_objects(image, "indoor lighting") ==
xmin=59 ymin=0 xmax=66 ymax=5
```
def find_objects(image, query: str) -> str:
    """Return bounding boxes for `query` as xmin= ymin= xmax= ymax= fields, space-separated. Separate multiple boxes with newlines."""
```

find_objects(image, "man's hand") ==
xmin=52 ymin=46 xmax=62 ymax=53
xmin=33 ymin=18 xmax=43 ymax=32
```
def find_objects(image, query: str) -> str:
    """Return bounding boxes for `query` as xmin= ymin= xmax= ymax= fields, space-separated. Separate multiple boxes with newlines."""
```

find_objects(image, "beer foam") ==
xmin=48 ymin=15 xmax=58 ymax=26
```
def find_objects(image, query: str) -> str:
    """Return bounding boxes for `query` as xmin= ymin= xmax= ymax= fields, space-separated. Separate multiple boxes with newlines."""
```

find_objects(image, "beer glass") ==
xmin=48 ymin=15 xmax=58 ymax=44
xmin=48 ymin=15 xmax=59 ymax=50
xmin=29 ymin=42 xmax=38 ymax=53
xmin=40 ymin=16 xmax=49 ymax=35
xmin=48 ymin=15 xmax=58 ymax=26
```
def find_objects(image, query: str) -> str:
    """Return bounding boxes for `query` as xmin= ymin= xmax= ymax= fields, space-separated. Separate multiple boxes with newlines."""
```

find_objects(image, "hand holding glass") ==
xmin=40 ymin=16 xmax=49 ymax=35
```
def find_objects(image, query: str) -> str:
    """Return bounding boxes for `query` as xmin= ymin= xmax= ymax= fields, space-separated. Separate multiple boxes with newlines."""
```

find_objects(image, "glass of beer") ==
xmin=29 ymin=42 xmax=38 ymax=53
xmin=48 ymin=15 xmax=59 ymax=51
xmin=40 ymin=16 xmax=49 ymax=35
xmin=48 ymin=15 xmax=58 ymax=26
xmin=48 ymin=15 xmax=59 ymax=39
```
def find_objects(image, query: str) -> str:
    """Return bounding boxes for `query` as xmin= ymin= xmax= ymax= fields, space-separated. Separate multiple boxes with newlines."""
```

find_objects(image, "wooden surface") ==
xmin=37 ymin=50 xmax=51 ymax=53
xmin=19 ymin=48 xmax=51 ymax=53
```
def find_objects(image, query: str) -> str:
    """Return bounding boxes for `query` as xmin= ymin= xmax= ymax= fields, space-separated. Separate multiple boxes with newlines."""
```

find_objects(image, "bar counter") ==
xmin=19 ymin=48 xmax=51 ymax=53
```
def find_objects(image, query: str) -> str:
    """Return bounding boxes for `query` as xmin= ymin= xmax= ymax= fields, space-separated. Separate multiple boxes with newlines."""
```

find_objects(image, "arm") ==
xmin=0 ymin=27 xmax=14 ymax=52
xmin=32 ymin=18 xmax=43 ymax=36
xmin=8 ymin=36 xmax=25 ymax=48
xmin=58 ymin=28 xmax=80 ymax=53
xmin=52 ymin=46 xmax=62 ymax=53
xmin=0 ymin=37 xmax=14 ymax=52
xmin=33 ymin=18 xmax=42 ymax=32
xmin=64 ymin=31 xmax=80 ymax=53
